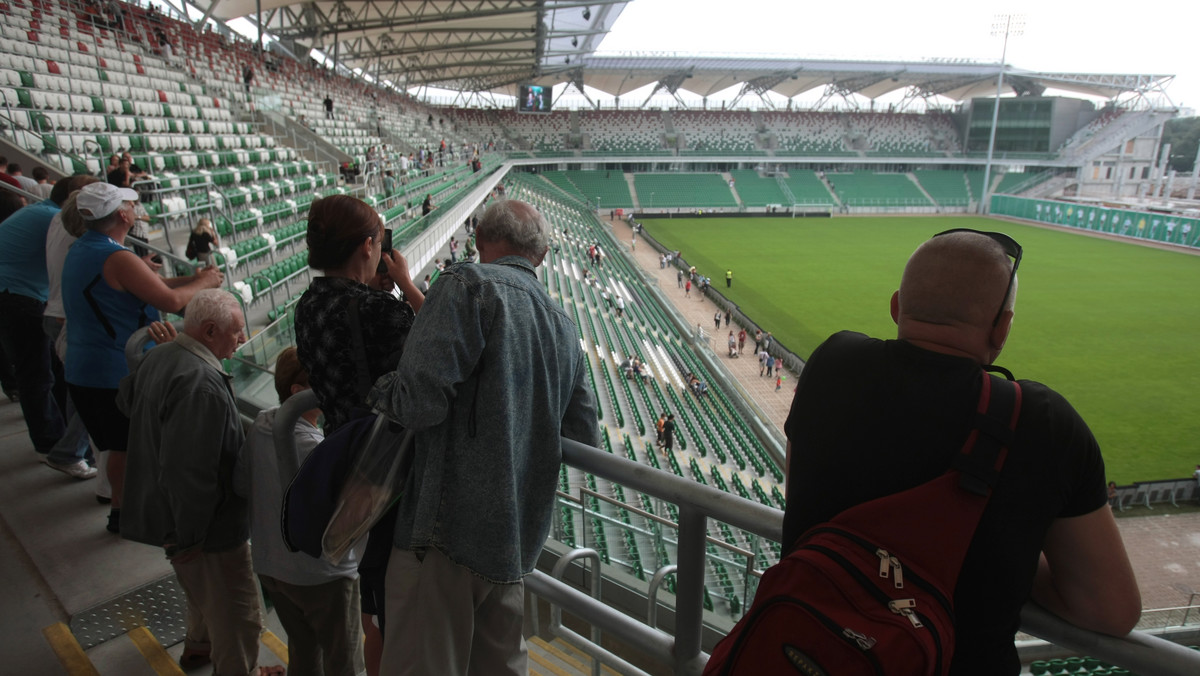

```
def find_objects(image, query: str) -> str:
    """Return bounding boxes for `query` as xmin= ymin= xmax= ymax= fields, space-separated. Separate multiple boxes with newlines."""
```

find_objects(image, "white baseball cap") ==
xmin=77 ymin=183 xmax=139 ymax=221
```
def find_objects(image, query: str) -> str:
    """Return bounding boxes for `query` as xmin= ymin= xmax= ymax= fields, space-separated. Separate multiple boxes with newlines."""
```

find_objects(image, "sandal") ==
xmin=178 ymin=651 xmax=211 ymax=670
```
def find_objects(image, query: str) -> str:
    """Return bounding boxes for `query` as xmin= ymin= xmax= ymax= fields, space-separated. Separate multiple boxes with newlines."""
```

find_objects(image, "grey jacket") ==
xmin=118 ymin=335 xmax=248 ymax=554
xmin=371 ymin=255 xmax=598 ymax=583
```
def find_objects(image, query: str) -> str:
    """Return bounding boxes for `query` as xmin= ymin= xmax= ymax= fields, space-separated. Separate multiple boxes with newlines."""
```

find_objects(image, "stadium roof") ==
xmin=559 ymin=56 xmax=1174 ymax=105
xmin=196 ymin=0 xmax=1172 ymax=103
xmin=209 ymin=0 xmax=630 ymax=91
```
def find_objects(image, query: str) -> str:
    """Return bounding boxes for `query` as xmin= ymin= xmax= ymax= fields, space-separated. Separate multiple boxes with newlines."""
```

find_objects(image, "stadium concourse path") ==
xmin=610 ymin=217 xmax=798 ymax=433
xmin=607 ymin=216 xmax=1200 ymax=630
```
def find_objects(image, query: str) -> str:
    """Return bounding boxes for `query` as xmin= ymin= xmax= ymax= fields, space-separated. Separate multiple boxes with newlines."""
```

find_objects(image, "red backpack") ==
xmin=704 ymin=372 xmax=1021 ymax=676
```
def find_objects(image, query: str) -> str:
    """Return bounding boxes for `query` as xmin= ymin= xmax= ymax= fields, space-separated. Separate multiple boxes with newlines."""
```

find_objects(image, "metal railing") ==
xmin=265 ymin=392 xmax=1200 ymax=676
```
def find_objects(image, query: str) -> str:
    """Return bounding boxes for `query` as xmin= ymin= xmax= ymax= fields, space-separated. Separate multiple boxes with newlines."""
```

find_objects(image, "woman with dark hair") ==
xmin=296 ymin=195 xmax=423 ymax=430
xmin=62 ymin=183 xmax=224 ymax=533
xmin=293 ymin=194 xmax=422 ymax=676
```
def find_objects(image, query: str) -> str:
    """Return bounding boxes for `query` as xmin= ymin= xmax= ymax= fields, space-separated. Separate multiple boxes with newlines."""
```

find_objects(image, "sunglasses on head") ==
xmin=932 ymin=228 xmax=1022 ymax=327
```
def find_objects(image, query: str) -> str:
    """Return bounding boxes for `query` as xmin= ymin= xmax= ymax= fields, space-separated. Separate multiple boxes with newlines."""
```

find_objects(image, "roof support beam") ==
xmin=728 ymin=71 xmax=794 ymax=108
xmin=640 ymin=71 xmax=690 ymax=109
xmin=192 ymin=0 xmax=222 ymax=30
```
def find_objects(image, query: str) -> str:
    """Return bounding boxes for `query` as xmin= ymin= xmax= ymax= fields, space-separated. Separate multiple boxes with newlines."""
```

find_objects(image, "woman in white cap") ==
xmin=61 ymin=182 xmax=225 ymax=534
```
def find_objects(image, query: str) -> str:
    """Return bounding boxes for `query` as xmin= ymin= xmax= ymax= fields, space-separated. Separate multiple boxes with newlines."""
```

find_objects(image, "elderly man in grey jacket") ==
xmin=119 ymin=290 xmax=282 ymax=676
xmin=372 ymin=199 xmax=598 ymax=675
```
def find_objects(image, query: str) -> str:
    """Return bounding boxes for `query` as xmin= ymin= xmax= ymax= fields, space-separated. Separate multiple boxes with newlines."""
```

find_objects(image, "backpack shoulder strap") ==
xmin=953 ymin=372 xmax=1022 ymax=497
xmin=825 ymin=371 xmax=1023 ymax=584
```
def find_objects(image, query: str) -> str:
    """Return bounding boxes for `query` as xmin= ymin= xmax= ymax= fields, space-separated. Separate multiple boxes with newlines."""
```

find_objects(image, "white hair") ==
xmin=183 ymin=289 xmax=241 ymax=331
xmin=476 ymin=199 xmax=548 ymax=259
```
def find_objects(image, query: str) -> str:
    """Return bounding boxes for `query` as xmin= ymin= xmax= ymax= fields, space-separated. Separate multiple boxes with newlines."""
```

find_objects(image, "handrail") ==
xmin=0 ymin=178 xmax=43 ymax=203
xmin=269 ymin=390 xmax=1200 ymax=674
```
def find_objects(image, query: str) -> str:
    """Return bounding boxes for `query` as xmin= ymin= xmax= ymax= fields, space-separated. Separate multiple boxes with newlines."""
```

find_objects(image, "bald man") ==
xmin=781 ymin=229 xmax=1140 ymax=675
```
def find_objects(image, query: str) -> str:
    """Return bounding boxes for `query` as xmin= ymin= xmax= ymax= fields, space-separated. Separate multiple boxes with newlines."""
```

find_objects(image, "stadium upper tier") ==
xmin=0 ymin=0 xmax=1165 ymax=195
xmin=0 ymin=0 xmax=1171 ymax=334
xmin=1 ymin=0 xmax=1036 ymax=334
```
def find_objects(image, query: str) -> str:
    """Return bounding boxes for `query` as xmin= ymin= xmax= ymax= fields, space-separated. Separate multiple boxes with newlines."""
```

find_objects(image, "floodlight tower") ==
xmin=979 ymin=14 xmax=1024 ymax=215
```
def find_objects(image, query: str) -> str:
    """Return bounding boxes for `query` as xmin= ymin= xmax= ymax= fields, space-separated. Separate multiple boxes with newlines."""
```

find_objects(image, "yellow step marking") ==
xmin=41 ymin=623 xmax=100 ymax=676
xmin=528 ymin=643 xmax=575 ymax=676
xmin=531 ymin=636 xmax=588 ymax=672
xmin=127 ymin=626 xmax=185 ymax=676
xmin=552 ymin=638 xmax=622 ymax=676
xmin=261 ymin=629 xmax=289 ymax=664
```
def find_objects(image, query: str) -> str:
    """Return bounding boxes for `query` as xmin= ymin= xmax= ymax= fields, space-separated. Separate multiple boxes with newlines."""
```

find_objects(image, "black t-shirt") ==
xmin=783 ymin=331 xmax=1107 ymax=676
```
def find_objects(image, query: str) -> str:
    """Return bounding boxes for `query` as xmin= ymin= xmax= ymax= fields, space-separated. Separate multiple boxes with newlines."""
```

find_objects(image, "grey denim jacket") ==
xmin=370 ymin=255 xmax=599 ymax=583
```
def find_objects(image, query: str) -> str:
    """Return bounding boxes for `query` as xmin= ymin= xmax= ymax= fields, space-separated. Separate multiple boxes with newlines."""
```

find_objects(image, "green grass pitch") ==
xmin=645 ymin=215 xmax=1200 ymax=484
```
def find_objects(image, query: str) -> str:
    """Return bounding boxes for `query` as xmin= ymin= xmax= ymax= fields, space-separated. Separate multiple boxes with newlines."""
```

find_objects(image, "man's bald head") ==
xmin=896 ymin=231 xmax=1017 ymax=331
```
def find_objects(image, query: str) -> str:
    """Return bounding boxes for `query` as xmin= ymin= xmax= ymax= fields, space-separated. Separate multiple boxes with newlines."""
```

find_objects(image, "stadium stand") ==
xmin=780 ymin=170 xmax=839 ymax=205
xmin=560 ymin=169 xmax=635 ymax=209
xmin=580 ymin=109 xmax=669 ymax=155
xmin=673 ymin=111 xmax=763 ymax=155
xmin=632 ymin=173 xmax=738 ymax=209
xmin=761 ymin=111 xmax=854 ymax=156
xmin=914 ymin=169 xmax=972 ymax=207
xmin=826 ymin=170 xmax=933 ymax=207
xmin=728 ymin=169 xmax=788 ymax=207
xmin=506 ymin=174 xmax=786 ymax=612
xmin=995 ymin=170 xmax=1040 ymax=194
xmin=492 ymin=109 xmax=570 ymax=152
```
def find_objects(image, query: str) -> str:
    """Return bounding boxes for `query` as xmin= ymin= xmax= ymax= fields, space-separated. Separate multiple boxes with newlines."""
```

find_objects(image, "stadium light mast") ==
xmin=980 ymin=14 xmax=1024 ymax=215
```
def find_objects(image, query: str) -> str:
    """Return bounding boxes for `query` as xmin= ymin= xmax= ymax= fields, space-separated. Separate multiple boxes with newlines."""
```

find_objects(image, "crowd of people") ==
xmin=0 ymin=157 xmax=1147 ymax=676
xmin=1 ymin=177 xmax=600 ymax=675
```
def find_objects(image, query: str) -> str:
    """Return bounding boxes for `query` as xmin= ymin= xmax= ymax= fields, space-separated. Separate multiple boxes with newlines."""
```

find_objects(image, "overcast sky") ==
xmin=596 ymin=0 xmax=1196 ymax=112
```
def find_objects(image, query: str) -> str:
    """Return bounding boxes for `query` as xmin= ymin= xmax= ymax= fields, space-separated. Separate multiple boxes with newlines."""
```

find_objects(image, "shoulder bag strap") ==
xmin=347 ymin=294 xmax=372 ymax=399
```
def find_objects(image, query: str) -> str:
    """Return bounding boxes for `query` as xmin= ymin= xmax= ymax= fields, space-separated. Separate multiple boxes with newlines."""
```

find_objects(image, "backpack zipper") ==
xmin=805 ymin=526 xmax=955 ymax=619
xmin=803 ymin=543 xmax=945 ymax=673
xmin=718 ymin=595 xmax=884 ymax=676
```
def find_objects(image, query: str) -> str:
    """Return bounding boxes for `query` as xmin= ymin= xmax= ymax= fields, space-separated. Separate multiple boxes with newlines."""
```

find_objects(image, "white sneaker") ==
xmin=44 ymin=458 xmax=98 ymax=480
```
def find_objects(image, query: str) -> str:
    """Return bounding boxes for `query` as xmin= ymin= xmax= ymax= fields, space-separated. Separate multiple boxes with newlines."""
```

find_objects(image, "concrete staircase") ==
xmin=723 ymin=172 xmax=745 ymax=208
xmin=908 ymin=172 xmax=938 ymax=207
xmin=625 ymin=172 xmax=641 ymax=208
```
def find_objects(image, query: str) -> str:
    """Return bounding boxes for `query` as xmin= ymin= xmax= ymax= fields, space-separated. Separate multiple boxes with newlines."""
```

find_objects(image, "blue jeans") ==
xmin=0 ymin=292 xmax=65 ymax=453
xmin=42 ymin=317 xmax=93 ymax=464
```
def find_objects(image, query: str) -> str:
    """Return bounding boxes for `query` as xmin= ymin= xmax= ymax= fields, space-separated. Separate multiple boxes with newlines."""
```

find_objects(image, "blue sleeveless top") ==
xmin=62 ymin=230 xmax=161 ymax=388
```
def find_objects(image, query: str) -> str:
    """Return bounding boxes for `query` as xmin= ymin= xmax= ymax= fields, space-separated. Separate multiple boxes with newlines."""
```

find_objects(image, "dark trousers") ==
xmin=0 ymin=338 xmax=16 ymax=394
xmin=0 ymin=292 xmax=66 ymax=452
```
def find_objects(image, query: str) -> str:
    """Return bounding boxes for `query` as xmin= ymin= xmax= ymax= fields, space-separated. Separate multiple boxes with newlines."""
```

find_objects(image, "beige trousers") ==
xmin=172 ymin=542 xmax=264 ymax=676
xmin=380 ymin=547 xmax=526 ymax=676
xmin=260 ymin=575 xmax=364 ymax=676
